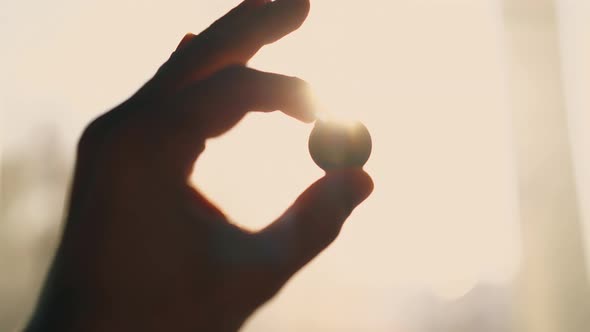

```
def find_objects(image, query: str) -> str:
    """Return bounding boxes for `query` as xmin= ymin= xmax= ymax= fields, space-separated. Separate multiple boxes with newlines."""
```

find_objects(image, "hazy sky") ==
xmin=3 ymin=0 xmax=589 ymax=330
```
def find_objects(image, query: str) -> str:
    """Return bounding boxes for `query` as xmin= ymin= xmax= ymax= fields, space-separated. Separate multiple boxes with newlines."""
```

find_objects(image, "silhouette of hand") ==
xmin=27 ymin=1 xmax=373 ymax=331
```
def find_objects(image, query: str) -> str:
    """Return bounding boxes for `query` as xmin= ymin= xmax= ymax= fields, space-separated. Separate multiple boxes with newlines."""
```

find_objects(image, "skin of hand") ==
xmin=25 ymin=0 xmax=373 ymax=331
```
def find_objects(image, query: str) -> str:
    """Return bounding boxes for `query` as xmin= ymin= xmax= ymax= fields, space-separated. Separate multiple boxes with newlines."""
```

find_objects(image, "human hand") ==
xmin=27 ymin=1 xmax=373 ymax=331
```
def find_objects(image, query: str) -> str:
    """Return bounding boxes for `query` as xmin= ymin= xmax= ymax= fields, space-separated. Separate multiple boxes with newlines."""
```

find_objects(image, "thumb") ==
xmin=255 ymin=169 xmax=374 ymax=278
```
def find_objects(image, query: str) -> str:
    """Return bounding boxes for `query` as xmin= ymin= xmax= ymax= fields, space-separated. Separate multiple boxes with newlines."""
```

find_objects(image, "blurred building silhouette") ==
xmin=502 ymin=0 xmax=590 ymax=331
xmin=0 ymin=127 xmax=70 ymax=331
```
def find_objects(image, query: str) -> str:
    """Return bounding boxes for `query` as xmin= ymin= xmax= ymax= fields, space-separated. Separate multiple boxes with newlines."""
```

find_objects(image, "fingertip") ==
xmin=270 ymin=0 xmax=311 ymax=20
xmin=288 ymin=79 xmax=317 ymax=123
xmin=291 ymin=0 xmax=311 ymax=22
xmin=288 ymin=0 xmax=311 ymax=27
xmin=293 ymin=168 xmax=373 ymax=221
xmin=260 ymin=0 xmax=311 ymax=43
xmin=286 ymin=0 xmax=311 ymax=30
xmin=323 ymin=168 xmax=374 ymax=207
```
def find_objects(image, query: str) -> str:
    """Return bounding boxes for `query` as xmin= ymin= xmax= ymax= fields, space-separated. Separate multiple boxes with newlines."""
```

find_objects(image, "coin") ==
xmin=308 ymin=119 xmax=372 ymax=171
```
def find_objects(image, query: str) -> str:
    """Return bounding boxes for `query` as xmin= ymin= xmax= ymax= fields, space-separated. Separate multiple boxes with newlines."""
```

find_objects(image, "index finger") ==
xmin=154 ymin=0 xmax=311 ymax=91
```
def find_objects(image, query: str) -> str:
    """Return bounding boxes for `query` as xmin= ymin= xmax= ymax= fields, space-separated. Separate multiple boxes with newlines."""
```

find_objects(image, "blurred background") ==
xmin=2 ymin=0 xmax=590 ymax=330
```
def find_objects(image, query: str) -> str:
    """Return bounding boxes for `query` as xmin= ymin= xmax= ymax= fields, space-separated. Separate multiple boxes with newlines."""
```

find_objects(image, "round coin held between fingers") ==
xmin=308 ymin=119 xmax=372 ymax=171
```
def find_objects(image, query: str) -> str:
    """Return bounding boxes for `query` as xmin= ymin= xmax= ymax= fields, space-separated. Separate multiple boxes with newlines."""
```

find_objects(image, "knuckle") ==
xmin=177 ymin=32 xmax=196 ymax=51
xmin=78 ymin=115 xmax=110 ymax=153
xmin=181 ymin=32 xmax=196 ymax=42
xmin=77 ymin=109 xmax=127 ymax=154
